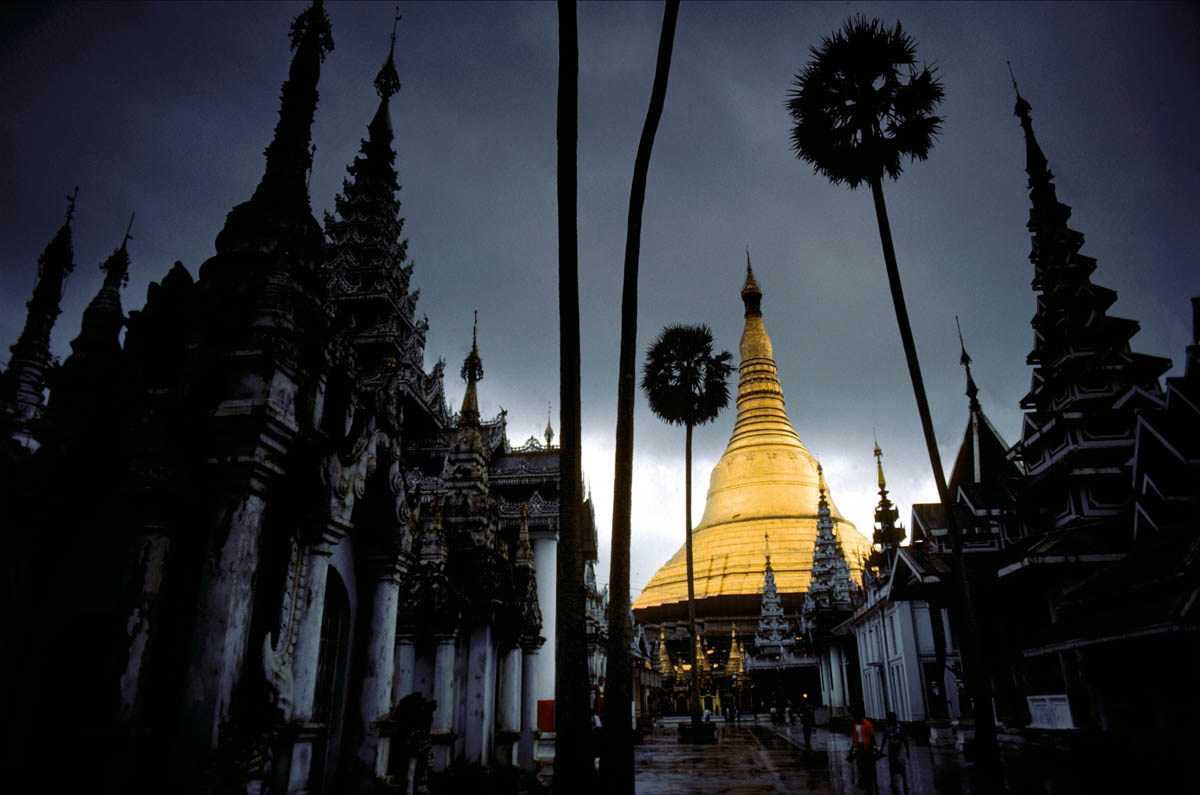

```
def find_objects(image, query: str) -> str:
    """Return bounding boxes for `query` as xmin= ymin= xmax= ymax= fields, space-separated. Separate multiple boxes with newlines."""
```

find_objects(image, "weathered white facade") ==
xmin=849 ymin=583 xmax=961 ymax=723
xmin=0 ymin=5 xmax=564 ymax=791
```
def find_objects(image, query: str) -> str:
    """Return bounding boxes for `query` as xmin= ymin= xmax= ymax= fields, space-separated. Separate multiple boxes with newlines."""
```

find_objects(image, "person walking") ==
xmin=800 ymin=701 xmax=816 ymax=750
xmin=879 ymin=711 xmax=911 ymax=794
xmin=848 ymin=708 xmax=878 ymax=794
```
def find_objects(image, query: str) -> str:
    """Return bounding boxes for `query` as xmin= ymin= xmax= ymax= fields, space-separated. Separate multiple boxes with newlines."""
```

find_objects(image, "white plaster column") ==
xmin=290 ymin=533 xmax=339 ymax=721
xmin=430 ymin=632 xmax=458 ymax=771
xmin=530 ymin=531 xmax=557 ymax=704
xmin=357 ymin=560 xmax=402 ymax=778
xmin=493 ymin=645 xmax=521 ymax=766
xmin=518 ymin=638 xmax=542 ymax=771
xmin=464 ymin=624 xmax=497 ymax=764
xmin=392 ymin=632 xmax=417 ymax=705
xmin=118 ymin=531 xmax=171 ymax=718
xmin=284 ymin=532 xmax=336 ymax=795
xmin=176 ymin=490 xmax=267 ymax=770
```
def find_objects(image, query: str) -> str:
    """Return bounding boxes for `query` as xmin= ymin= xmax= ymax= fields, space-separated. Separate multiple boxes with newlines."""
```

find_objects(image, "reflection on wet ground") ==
xmin=633 ymin=721 xmax=1103 ymax=794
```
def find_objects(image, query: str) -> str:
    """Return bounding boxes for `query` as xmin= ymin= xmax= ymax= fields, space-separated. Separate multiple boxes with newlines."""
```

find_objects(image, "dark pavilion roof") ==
xmin=947 ymin=405 xmax=1023 ymax=512
xmin=1022 ymin=527 xmax=1200 ymax=656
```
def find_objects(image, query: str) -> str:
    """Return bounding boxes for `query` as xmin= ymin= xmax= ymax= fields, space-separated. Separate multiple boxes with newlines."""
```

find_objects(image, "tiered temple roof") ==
xmin=1009 ymin=82 xmax=1169 ymax=541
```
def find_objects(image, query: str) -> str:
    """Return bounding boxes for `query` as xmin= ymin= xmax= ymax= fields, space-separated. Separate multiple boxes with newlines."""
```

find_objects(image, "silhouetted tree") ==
xmin=604 ymin=1 xmax=680 ymax=790
xmin=641 ymin=325 xmax=733 ymax=731
xmin=787 ymin=16 xmax=998 ymax=763
xmin=554 ymin=1 xmax=590 ymax=790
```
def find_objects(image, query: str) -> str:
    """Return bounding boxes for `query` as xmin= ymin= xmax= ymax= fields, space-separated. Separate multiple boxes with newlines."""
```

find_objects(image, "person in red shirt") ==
xmin=849 ymin=708 xmax=878 ymax=793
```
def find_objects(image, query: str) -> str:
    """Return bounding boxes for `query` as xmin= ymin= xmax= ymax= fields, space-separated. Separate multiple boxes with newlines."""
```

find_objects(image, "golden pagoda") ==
xmin=633 ymin=259 xmax=872 ymax=620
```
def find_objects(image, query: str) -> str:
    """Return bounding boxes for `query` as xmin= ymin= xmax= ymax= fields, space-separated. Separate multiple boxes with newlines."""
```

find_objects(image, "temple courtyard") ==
xmin=627 ymin=720 xmax=1149 ymax=794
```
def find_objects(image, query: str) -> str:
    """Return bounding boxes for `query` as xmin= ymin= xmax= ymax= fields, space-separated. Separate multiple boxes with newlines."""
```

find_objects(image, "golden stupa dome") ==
xmin=633 ymin=261 xmax=873 ymax=614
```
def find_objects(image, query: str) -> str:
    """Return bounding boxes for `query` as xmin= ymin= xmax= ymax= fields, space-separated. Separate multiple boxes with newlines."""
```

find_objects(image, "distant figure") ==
xmin=879 ymin=711 xmax=910 ymax=794
xmin=591 ymin=709 xmax=603 ymax=763
xmin=849 ymin=708 xmax=878 ymax=794
xmin=786 ymin=698 xmax=795 ymax=726
xmin=800 ymin=702 xmax=816 ymax=750
xmin=703 ymin=706 xmax=712 ymax=723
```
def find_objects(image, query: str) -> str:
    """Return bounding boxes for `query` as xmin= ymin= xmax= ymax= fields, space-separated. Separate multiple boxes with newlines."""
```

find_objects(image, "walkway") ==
xmin=633 ymin=720 xmax=1106 ymax=794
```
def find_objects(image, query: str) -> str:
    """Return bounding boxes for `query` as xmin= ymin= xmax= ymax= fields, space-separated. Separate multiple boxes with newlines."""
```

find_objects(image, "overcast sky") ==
xmin=2 ymin=1 xmax=1197 ymax=600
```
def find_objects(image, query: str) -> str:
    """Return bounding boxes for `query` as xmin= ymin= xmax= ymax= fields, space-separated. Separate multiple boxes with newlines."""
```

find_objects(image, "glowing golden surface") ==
xmin=633 ymin=270 xmax=873 ymax=612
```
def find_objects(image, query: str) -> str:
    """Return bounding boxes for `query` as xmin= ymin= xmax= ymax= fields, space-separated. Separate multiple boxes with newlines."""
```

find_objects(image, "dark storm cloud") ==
xmin=2 ymin=1 xmax=1197 ymax=596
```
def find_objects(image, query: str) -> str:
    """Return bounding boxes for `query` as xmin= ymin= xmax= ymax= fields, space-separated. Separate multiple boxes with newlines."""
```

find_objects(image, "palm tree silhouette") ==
xmin=554 ymin=1 xmax=590 ymax=788
xmin=605 ymin=2 xmax=680 ymax=788
xmin=642 ymin=324 xmax=733 ymax=731
xmin=787 ymin=15 xmax=997 ymax=761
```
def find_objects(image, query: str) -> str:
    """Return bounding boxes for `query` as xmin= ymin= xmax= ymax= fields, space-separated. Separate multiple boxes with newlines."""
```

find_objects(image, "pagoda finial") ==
xmin=70 ymin=218 xmax=133 ymax=358
xmin=121 ymin=211 xmax=134 ymax=248
xmin=874 ymin=438 xmax=887 ymax=492
xmin=764 ymin=531 xmax=771 ymax=564
xmin=100 ymin=214 xmax=134 ymax=289
xmin=374 ymin=8 xmax=402 ymax=99
xmin=741 ymin=247 xmax=762 ymax=317
xmin=873 ymin=440 xmax=902 ymax=550
xmin=956 ymin=316 xmax=981 ymax=413
xmin=545 ymin=401 xmax=555 ymax=448
xmin=64 ymin=186 xmax=79 ymax=224
xmin=1008 ymin=62 xmax=1052 ymax=190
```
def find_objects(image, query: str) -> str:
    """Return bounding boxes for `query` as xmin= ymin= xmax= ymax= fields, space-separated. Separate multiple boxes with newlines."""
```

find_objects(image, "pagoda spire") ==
xmin=956 ymin=316 xmax=981 ymax=414
xmin=1011 ymin=76 xmax=1169 ymax=537
xmin=723 ymin=627 xmax=744 ymax=676
xmin=459 ymin=311 xmax=483 ymax=425
xmin=1 ymin=189 xmax=78 ymax=448
xmin=873 ymin=441 xmax=903 ymax=551
xmin=800 ymin=463 xmax=857 ymax=634
xmin=754 ymin=532 xmax=795 ymax=660
xmin=216 ymin=0 xmax=333 ymax=255
xmin=657 ymin=626 xmax=672 ymax=677
xmin=324 ymin=8 xmax=426 ymax=384
xmin=1009 ymin=63 xmax=1053 ymax=199
xmin=71 ymin=215 xmax=133 ymax=358
xmin=544 ymin=402 xmax=555 ymax=448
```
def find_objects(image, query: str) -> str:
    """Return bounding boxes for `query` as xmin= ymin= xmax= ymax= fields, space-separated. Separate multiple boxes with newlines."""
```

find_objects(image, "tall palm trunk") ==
xmin=604 ymin=1 xmax=679 ymax=788
xmin=554 ymin=1 xmax=590 ymax=789
xmin=868 ymin=175 xmax=997 ymax=760
xmin=684 ymin=422 xmax=701 ymax=727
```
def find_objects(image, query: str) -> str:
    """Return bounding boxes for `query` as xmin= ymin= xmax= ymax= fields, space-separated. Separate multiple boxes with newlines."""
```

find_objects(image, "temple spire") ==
xmin=1 ymin=189 xmax=79 ymax=448
xmin=873 ymin=442 xmax=902 ymax=551
xmin=324 ymin=5 xmax=423 ymax=384
xmin=956 ymin=316 xmax=980 ymax=413
xmin=1012 ymin=76 xmax=1169 ymax=538
xmin=1009 ymin=62 xmax=1052 ymax=194
xmin=459 ymin=311 xmax=483 ymax=424
xmin=72 ymin=216 xmax=133 ymax=357
xmin=216 ymin=0 xmax=333 ymax=254
xmin=755 ymin=530 xmax=795 ymax=661
xmin=544 ymin=401 xmax=555 ymax=448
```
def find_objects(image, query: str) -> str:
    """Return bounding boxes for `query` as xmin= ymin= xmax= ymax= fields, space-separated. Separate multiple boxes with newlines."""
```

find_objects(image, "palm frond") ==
xmin=787 ymin=15 xmax=943 ymax=188
xmin=641 ymin=324 xmax=735 ymax=427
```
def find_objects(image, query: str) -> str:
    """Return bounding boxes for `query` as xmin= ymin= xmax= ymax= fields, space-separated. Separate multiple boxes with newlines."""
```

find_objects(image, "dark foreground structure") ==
xmin=831 ymin=84 xmax=1200 ymax=773
xmin=0 ymin=3 xmax=565 ymax=791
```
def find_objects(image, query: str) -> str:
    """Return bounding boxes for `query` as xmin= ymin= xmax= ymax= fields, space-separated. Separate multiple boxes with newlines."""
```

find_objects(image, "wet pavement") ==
xmin=632 ymin=719 xmax=1107 ymax=794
